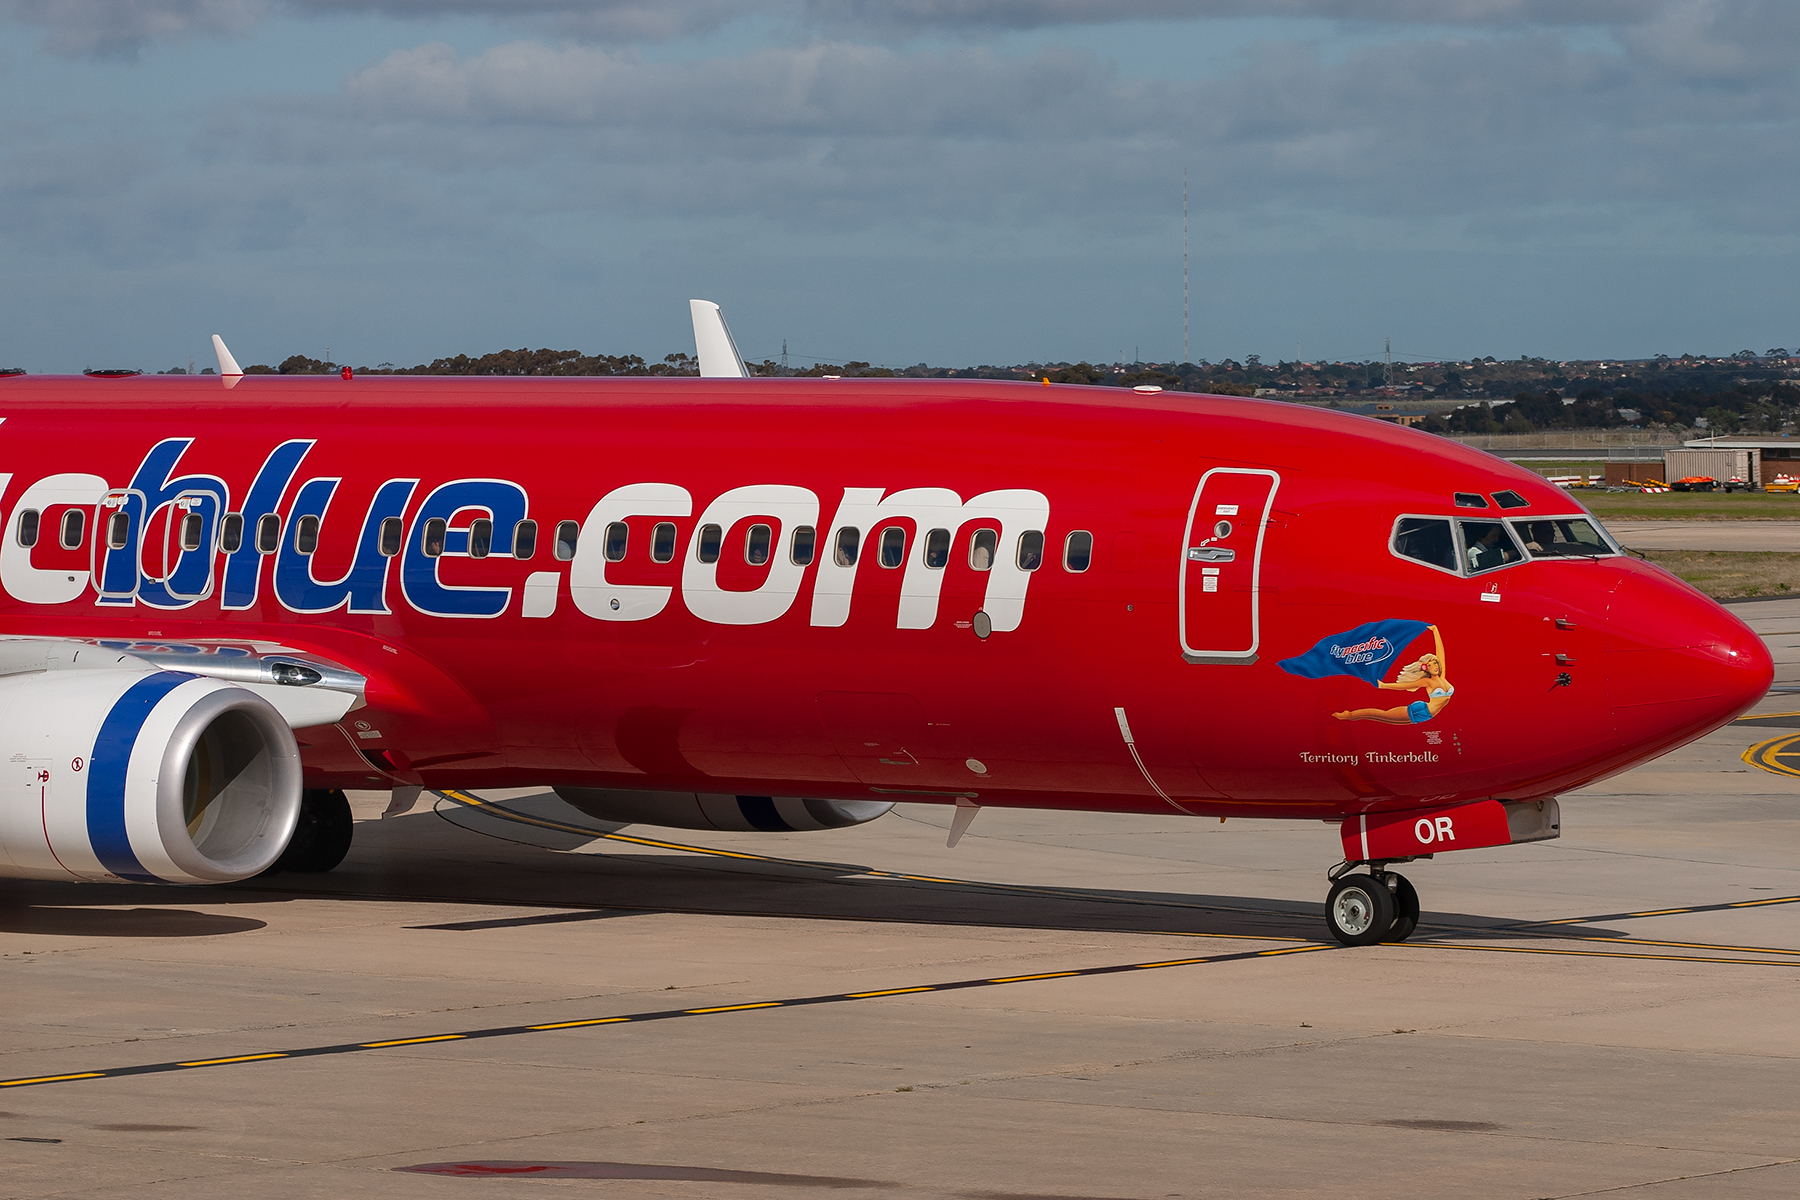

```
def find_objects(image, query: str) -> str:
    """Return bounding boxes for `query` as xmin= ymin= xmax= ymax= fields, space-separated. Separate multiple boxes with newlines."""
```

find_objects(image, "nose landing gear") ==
xmin=1324 ymin=863 xmax=1422 ymax=946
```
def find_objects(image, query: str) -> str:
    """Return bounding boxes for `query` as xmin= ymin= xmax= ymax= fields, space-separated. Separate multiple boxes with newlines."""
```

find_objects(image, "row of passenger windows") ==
xmin=15 ymin=509 xmax=87 ymax=551
xmin=1392 ymin=514 xmax=1616 ymax=576
xmin=605 ymin=521 xmax=1093 ymax=573
xmin=16 ymin=507 xmax=1100 ymax=574
xmin=13 ymin=507 xmax=559 ymax=561
xmin=16 ymin=509 xmax=150 ymax=554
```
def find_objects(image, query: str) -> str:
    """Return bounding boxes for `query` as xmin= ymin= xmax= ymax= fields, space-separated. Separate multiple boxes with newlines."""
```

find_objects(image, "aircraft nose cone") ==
xmin=1606 ymin=567 xmax=1772 ymax=751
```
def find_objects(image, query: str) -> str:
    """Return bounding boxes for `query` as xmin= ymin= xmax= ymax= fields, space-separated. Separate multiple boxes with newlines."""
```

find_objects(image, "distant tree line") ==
xmin=1423 ymin=383 xmax=1800 ymax=436
xmin=245 ymin=349 xmax=704 ymax=376
xmin=235 ymin=344 xmax=1800 ymax=434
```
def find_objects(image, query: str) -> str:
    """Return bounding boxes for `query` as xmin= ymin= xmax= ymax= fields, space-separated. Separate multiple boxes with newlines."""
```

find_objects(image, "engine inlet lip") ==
xmin=153 ymin=683 xmax=302 ymax=883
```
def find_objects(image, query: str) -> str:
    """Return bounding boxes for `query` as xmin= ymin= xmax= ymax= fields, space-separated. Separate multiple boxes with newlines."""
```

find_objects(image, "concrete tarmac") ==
xmin=1605 ymin=520 xmax=1800 ymax=551
xmin=4 ymin=609 xmax=1800 ymax=1198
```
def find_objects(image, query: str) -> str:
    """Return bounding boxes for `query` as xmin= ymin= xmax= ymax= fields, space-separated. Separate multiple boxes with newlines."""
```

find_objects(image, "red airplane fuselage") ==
xmin=0 ymin=373 xmax=1770 ymax=827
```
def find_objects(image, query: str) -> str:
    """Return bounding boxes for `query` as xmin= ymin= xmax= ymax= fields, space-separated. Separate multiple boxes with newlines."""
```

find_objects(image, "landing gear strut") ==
xmin=266 ymin=788 xmax=354 ymax=874
xmin=1324 ymin=863 xmax=1420 ymax=946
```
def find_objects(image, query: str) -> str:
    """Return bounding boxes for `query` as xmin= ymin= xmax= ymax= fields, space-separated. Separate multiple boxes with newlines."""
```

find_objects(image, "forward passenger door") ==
xmin=1178 ymin=468 xmax=1280 ymax=665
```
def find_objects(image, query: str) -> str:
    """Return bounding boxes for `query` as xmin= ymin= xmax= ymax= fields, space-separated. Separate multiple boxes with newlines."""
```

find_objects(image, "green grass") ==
xmin=1580 ymin=491 xmax=1800 ymax=520
xmin=1639 ymin=550 xmax=1800 ymax=599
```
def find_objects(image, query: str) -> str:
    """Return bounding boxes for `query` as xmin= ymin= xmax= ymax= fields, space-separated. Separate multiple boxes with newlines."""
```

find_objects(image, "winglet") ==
xmin=689 ymin=299 xmax=748 ymax=379
xmin=211 ymin=334 xmax=243 ymax=377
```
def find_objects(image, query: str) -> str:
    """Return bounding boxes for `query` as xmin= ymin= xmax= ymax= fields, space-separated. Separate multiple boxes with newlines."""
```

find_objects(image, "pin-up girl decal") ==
xmin=1331 ymin=625 xmax=1452 ymax=725
xmin=1278 ymin=619 xmax=1453 ymax=725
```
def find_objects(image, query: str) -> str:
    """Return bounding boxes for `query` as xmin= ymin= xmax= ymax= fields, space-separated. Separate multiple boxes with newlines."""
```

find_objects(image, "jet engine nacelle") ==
xmin=0 ymin=669 xmax=302 ymax=883
xmin=553 ymin=787 xmax=893 ymax=833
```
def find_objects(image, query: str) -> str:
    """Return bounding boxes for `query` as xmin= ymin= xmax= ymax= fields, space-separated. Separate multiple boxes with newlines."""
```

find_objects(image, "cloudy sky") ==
xmin=3 ymin=1 xmax=1798 ymax=371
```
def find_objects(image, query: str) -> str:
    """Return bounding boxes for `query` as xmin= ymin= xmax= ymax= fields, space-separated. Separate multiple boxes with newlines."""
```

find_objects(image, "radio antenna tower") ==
xmin=1182 ymin=169 xmax=1190 ymax=365
xmin=781 ymin=339 xmax=789 ymax=374
xmin=1384 ymin=337 xmax=1393 ymax=387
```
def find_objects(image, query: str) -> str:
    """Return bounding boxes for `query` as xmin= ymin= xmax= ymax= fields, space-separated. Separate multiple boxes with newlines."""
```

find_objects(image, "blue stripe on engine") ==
xmin=87 ymin=672 xmax=196 ymax=882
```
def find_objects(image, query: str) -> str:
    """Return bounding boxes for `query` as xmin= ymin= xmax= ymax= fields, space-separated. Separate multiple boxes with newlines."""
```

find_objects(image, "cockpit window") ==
xmin=1392 ymin=517 xmax=1457 ymax=573
xmin=1458 ymin=519 xmax=1524 ymax=574
xmin=1491 ymin=490 xmax=1529 ymax=509
xmin=1453 ymin=492 xmax=1489 ymax=508
xmin=1510 ymin=516 xmax=1617 ymax=559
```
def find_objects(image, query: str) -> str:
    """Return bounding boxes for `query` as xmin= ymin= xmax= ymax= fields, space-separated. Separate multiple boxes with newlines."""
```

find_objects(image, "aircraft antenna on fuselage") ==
xmin=689 ymin=299 xmax=749 ymax=379
xmin=211 ymin=334 xmax=244 ymax=378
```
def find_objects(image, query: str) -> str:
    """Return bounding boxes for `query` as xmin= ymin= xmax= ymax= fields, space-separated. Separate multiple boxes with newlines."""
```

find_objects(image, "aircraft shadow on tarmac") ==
xmin=0 ymin=796 xmax=1631 ymax=945
xmin=0 ymin=900 xmax=266 ymax=938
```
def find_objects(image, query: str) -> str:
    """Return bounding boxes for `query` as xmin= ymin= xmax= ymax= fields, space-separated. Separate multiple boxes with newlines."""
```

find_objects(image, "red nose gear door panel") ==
xmin=1179 ymin=468 xmax=1279 ymax=664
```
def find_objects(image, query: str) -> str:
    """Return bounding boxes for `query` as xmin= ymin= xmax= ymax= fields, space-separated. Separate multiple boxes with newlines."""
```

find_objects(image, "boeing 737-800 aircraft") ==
xmin=0 ymin=303 xmax=1770 ymax=945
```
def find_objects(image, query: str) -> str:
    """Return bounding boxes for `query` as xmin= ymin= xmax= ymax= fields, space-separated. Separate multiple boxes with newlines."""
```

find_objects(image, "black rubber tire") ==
xmin=1384 ymin=873 xmax=1421 ymax=942
xmin=268 ymin=789 xmax=354 ymax=874
xmin=1325 ymin=873 xmax=1396 ymax=947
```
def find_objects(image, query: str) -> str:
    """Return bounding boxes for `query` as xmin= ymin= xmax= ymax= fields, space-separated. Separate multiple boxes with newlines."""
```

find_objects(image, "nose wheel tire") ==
xmin=1386 ymin=872 xmax=1421 ymax=942
xmin=1326 ymin=873 xmax=1396 ymax=946
xmin=265 ymin=788 xmax=354 ymax=875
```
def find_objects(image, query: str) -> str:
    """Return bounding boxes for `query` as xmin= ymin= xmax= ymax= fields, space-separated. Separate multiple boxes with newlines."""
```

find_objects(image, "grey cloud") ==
xmin=11 ymin=3 xmax=1799 ymax=276
xmin=342 ymin=40 xmax=1121 ymax=137
xmin=1 ymin=0 xmax=265 ymax=57
xmin=1617 ymin=0 xmax=1800 ymax=80
xmin=301 ymin=0 xmax=1672 ymax=39
xmin=288 ymin=0 xmax=750 ymax=41
xmin=0 ymin=0 xmax=753 ymax=57
xmin=8 ymin=8 xmax=1800 ymax=371
xmin=801 ymin=1 xmax=1661 ymax=34
xmin=0 ymin=0 xmax=1733 ymax=59
xmin=318 ymin=28 xmax=1800 ymax=245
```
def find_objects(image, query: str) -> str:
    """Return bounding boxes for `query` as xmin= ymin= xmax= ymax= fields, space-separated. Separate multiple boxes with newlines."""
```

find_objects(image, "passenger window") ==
xmin=879 ymin=526 xmax=906 ymax=568
xmin=790 ymin=525 xmax=816 ymax=566
xmin=255 ymin=513 xmax=280 ymax=554
xmin=697 ymin=523 xmax=722 ymax=564
xmin=554 ymin=520 xmax=579 ymax=561
xmin=1064 ymin=530 xmax=1093 ymax=572
xmin=604 ymin=521 xmax=628 ymax=562
xmin=58 ymin=510 xmax=85 ymax=554
xmin=746 ymin=523 xmax=772 ymax=566
xmin=1458 ymin=519 xmax=1523 ymax=574
xmin=294 ymin=514 xmax=319 ymax=555
xmin=219 ymin=513 xmax=242 ymax=554
xmin=379 ymin=516 xmax=403 ymax=558
xmin=834 ymin=527 xmax=859 ymax=566
xmin=1491 ymin=490 xmax=1529 ymax=509
xmin=179 ymin=512 xmax=204 ymax=553
xmin=1017 ymin=530 xmax=1045 ymax=571
xmin=469 ymin=517 xmax=492 ymax=560
xmin=1392 ymin=517 xmax=1456 ymax=572
xmin=512 ymin=519 xmax=537 ymax=560
xmin=15 ymin=509 xmax=37 ymax=548
xmin=1513 ymin=517 xmax=1616 ymax=559
xmin=422 ymin=517 xmax=447 ymax=558
xmin=1454 ymin=492 xmax=1489 ymax=509
xmin=107 ymin=511 xmax=130 ymax=551
xmin=969 ymin=528 xmax=997 ymax=571
xmin=923 ymin=528 xmax=950 ymax=569
xmin=652 ymin=522 xmax=677 ymax=563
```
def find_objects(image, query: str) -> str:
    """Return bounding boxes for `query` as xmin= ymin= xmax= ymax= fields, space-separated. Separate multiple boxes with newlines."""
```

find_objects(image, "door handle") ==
xmin=1187 ymin=547 xmax=1235 ymax=562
